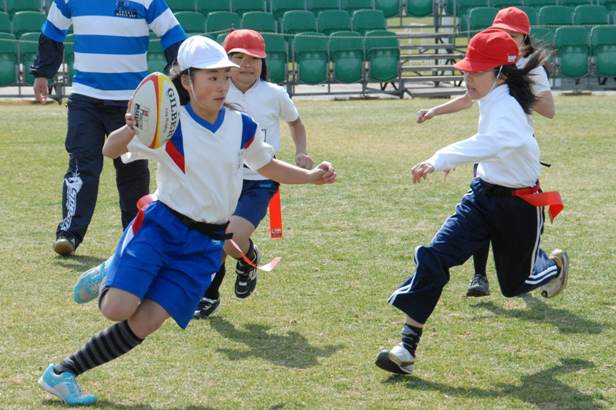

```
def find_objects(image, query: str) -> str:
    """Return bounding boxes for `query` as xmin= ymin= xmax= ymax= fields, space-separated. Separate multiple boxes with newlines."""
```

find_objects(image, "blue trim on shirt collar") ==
xmin=186 ymin=104 xmax=226 ymax=133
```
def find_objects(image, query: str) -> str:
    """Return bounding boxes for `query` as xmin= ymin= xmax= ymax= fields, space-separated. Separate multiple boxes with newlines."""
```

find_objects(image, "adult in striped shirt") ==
xmin=31 ymin=0 xmax=186 ymax=256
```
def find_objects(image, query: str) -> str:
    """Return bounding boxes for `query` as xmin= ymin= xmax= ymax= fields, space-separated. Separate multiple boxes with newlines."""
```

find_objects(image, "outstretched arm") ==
xmin=103 ymin=113 xmax=136 ymax=159
xmin=416 ymin=94 xmax=473 ymax=123
xmin=257 ymin=159 xmax=336 ymax=185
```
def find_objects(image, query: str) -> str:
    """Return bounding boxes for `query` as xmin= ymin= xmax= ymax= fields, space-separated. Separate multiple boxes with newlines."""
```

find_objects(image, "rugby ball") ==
xmin=130 ymin=72 xmax=180 ymax=149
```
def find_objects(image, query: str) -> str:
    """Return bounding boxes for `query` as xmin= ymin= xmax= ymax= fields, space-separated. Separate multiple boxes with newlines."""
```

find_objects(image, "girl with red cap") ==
xmin=192 ymin=29 xmax=315 ymax=318
xmin=416 ymin=7 xmax=555 ymax=298
xmin=375 ymin=29 xmax=567 ymax=376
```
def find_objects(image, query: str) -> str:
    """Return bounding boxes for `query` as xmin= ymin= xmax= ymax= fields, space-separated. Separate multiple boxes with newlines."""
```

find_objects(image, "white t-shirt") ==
xmin=122 ymin=104 xmax=275 ymax=224
xmin=428 ymin=84 xmax=540 ymax=188
xmin=517 ymin=56 xmax=551 ymax=95
xmin=226 ymin=80 xmax=300 ymax=180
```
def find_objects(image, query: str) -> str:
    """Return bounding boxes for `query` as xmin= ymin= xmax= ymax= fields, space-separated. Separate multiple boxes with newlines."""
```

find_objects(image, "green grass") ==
xmin=0 ymin=96 xmax=615 ymax=409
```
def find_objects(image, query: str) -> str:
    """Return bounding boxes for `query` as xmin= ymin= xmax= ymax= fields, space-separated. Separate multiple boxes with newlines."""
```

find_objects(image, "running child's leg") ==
xmin=467 ymin=243 xmax=490 ymax=297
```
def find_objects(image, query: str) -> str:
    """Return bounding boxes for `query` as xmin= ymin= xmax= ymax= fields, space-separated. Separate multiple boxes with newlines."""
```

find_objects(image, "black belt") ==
xmin=479 ymin=179 xmax=537 ymax=197
xmin=166 ymin=205 xmax=232 ymax=241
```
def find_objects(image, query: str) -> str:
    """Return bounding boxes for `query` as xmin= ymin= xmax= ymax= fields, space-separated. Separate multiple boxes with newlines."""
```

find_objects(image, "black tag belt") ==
xmin=166 ymin=205 xmax=232 ymax=241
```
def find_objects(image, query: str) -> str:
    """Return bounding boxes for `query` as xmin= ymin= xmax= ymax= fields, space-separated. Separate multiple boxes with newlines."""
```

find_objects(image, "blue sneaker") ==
xmin=39 ymin=364 xmax=96 ymax=405
xmin=73 ymin=258 xmax=111 ymax=304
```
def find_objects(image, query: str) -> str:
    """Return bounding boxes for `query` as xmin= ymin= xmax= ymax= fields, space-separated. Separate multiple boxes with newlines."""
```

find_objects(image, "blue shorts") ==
xmin=233 ymin=179 xmax=279 ymax=227
xmin=104 ymin=201 xmax=224 ymax=329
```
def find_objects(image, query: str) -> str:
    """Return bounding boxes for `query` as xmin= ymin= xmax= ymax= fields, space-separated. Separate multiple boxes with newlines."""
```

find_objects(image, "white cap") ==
xmin=178 ymin=35 xmax=239 ymax=71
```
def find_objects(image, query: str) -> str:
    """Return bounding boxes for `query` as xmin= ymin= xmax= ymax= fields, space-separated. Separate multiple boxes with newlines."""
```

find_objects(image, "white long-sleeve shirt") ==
xmin=427 ymin=84 xmax=540 ymax=188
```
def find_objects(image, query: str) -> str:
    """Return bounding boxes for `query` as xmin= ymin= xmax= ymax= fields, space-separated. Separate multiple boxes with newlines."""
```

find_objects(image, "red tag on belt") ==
xmin=268 ymin=187 xmax=283 ymax=239
xmin=512 ymin=183 xmax=564 ymax=222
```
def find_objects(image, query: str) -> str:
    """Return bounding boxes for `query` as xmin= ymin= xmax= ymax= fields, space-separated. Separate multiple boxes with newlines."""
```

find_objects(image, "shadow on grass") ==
xmin=385 ymin=358 xmax=604 ymax=409
xmin=473 ymin=294 xmax=605 ymax=334
xmin=54 ymin=255 xmax=107 ymax=272
xmin=208 ymin=317 xmax=344 ymax=369
xmin=43 ymin=399 xmax=217 ymax=409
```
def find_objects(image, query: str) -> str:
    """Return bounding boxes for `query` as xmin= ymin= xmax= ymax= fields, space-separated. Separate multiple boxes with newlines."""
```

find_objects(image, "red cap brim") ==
xmin=226 ymin=47 xmax=267 ymax=59
xmin=491 ymin=23 xmax=529 ymax=35
xmin=453 ymin=57 xmax=502 ymax=72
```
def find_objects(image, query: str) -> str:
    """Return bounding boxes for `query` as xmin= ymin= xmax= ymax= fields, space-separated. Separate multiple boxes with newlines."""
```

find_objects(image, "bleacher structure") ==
xmin=1 ymin=0 xmax=616 ymax=100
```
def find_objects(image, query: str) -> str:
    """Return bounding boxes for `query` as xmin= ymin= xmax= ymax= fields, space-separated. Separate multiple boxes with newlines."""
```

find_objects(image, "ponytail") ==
xmin=495 ymin=49 xmax=548 ymax=114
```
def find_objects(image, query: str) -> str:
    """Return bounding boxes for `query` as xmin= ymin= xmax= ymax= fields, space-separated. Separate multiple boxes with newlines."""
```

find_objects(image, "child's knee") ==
xmin=100 ymin=297 xmax=137 ymax=322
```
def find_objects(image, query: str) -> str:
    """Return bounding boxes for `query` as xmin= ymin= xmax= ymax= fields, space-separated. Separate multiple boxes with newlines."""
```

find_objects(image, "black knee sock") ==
xmin=401 ymin=324 xmax=422 ymax=357
xmin=236 ymin=239 xmax=257 ymax=273
xmin=204 ymin=264 xmax=226 ymax=299
xmin=473 ymin=243 xmax=490 ymax=277
xmin=54 ymin=320 xmax=143 ymax=376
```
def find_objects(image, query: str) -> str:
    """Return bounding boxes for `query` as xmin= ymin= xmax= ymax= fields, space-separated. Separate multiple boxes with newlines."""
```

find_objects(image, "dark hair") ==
xmin=168 ymin=63 xmax=242 ymax=110
xmin=228 ymin=52 xmax=268 ymax=81
xmin=493 ymin=49 xmax=547 ymax=114
xmin=525 ymin=35 xmax=554 ymax=78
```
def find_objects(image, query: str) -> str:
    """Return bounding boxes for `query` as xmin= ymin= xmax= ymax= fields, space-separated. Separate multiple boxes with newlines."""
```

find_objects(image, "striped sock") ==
xmin=401 ymin=324 xmax=422 ymax=357
xmin=54 ymin=321 xmax=143 ymax=376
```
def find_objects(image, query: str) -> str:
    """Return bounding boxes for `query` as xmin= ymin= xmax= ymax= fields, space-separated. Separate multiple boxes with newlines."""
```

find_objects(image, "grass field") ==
xmin=0 ymin=96 xmax=614 ymax=409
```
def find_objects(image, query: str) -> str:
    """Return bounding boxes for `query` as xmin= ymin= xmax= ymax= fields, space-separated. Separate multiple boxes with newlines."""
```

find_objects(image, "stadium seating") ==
xmin=12 ymin=11 xmax=46 ymax=39
xmin=518 ymin=6 xmax=538 ymax=25
xmin=240 ymin=11 xmax=276 ymax=32
xmin=307 ymin=0 xmax=341 ymax=16
xmin=531 ymin=26 xmax=555 ymax=47
xmin=559 ymin=0 xmax=592 ymax=7
xmin=261 ymin=33 xmax=287 ymax=83
xmin=489 ymin=0 xmax=523 ymax=8
xmin=174 ymin=11 xmax=206 ymax=34
xmin=271 ymin=0 xmax=306 ymax=21
xmin=351 ymin=9 xmax=386 ymax=34
xmin=599 ymin=0 xmax=616 ymax=11
xmin=467 ymin=7 xmax=498 ymax=36
xmin=591 ymin=25 xmax=616 ymax=77
xmin=205 ymin=11 xmax=240 ymax=37
xmin=524 ymin=0 xmax=557 ymax=8
xmin=341 ymin=0 xmax=376 ymax=14
xmin=406 ymin=0 xmax=433 ymax=17
xmin=537 ymin=6 xmax=574 ymax=26
xmin=554 ymin=25 xmax=590 ymax=78
xmin=375 ymin=0 xmax=402 ymax=18
xmin=147 ymin=34 xmax=167 ymax=73
xmin=18 ymin=31 xmax=39 ymax=85
xmin=364 ymin=29 xmax=399 ymax=82
xmin=232 ymin=0 xmax=267 ymax=16
xmin=317 ymin=10 xmax=352 ymax=35
xmin=453 ymin=0 xmax=490 ymax=32
xmin=166 ymin=0 xmax=196 ymax=12
xmin=329 ymin=31 xmax=364 ymax=83
xmin=6 ymin=0 xmax=42 ymax=17
xmin=281 ymin=11 xmax=316 ymax=36
xmin=573 ymin=5 xmax=609 ymax=26
xmin=197 ymin=0 xmax=231 ymax=14
xmin=292 ymin=32 xmax=329 ymax=84
xmin=0 ymin=32 xmax=17 ymax=86
xmin=0 ymin=12 xmax=10 ymax=34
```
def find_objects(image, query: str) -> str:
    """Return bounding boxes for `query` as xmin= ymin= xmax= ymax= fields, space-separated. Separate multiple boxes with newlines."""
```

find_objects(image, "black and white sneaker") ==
xmin=234 ymin=245 xmax=259 ymax=299
xmin=466 ymin=274 xmax=490 ymax=297
xmin=540 ymin=249 xmax=569 ymax=298
xmin=193 ymin=297 xmax=221 ymax=319
xmin=375 ymin=343 xmax=415 ymax=375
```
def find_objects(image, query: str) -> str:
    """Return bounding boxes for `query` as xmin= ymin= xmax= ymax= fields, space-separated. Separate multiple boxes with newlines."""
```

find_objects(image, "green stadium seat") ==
xmin=261 ymin=33 xmax=288 ymax=83
xmin=537 ymin=6 xmax=573 ymax=26
xmin=307 ymin=0 xmax=341 ymax=16
xmin=232 ymin=0 xmax=267 ymax=16
xmin=6 ymin=0 xmax=42 ymax=17
xmin=531 ymin=26 xmax=555 ymax=47
xmin=174 ymin=11 xmax=205 ymax=34
xmin=467 ymin=7 xmax=498 ymax=36
xmin=166 ymin=0 xmax=196 ymax=12
xmin=292 ymin=32 xmax=329 ymax=84
xmin=375 ymin=0 xmax=402 ymax=18
xmin=341 ymin=0 xmax=375 ymax=14
xmin=18 ymin=31 xmax=39 ymax=85
xmin=271 ymin=0 xmax=306 ymax=22
xmin=204 ymin=11 xmax=240 ymax=38
xmin=0 ymin=32 xmax=18 ymax=86
xmin=517 ymin=6 xmax=538 ymax=26
xmin=197 ymin=0 xmax=231 ymax=14
xmin=406 ymin=0 xmax=433 ymax=17
xmin=599 ymin=0 xmax=616 ymax=12
xmin=329 ymin=31 xmax=364 ymax=83
xmin=12 ymin=11 xmax=46 ymax=39
xmin=281 ymin=10 xmax=316 ymax=36
xmin=489 ymin=0 xmax=523 ymax=8
xmin=317 ymin=10 xmax=351 ymax=35
xmin=591 ymin=25 xmax=616 ymax=77
xmin=364 ymin=29 xmax=399 ymax=82
xmin=240 ymin=11 xmax=276 ymax=32
xmin=559 ymin=0 xmax=592 ymax=7
xmin=554 ymin=25 xmax=589 ymax=78
xmin=573 ymin=5 xmax=609 ymax=26
xmin=351 ymin=9 xmax=386 ymax=34
xmin=454 ymin=0 xmax=489 ymax=32
xmin=0 ymin=12 xmax=11 ymax=34
xmin=147 ymin=34 xmax=167 ymax=73
xmin=523 ymin=0 xmax=556 ymax=8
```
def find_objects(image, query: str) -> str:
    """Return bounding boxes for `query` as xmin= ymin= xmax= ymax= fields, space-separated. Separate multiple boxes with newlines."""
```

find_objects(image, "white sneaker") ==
xmin=375 ymin=343 xmax=415 ymax=375
xmin=540 ymin=249 xmax=569 ymax=298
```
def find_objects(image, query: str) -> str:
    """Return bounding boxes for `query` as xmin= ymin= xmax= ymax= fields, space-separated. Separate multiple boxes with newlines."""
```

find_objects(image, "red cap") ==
xmin=491 ymin=7 xmax=531 ymax=35
xmin=223 ymin=29 xmax=267 ymax=59
xmin=453 ymin=28 xmax=519 ymax=72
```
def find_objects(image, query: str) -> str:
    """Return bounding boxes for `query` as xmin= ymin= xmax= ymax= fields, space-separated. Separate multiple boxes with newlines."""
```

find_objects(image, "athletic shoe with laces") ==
xmin=39 ymin=364 xmax=96 ymax=406
xmin=375 ymin=343 xmax=415 ymax=375
xmin=193 ymin=297 xmax=221 ymax=319
xmin=234 ymin=245 xmax=259 ymax=299
xmin=466 ymin=274 xmax=490 ymax=297
xmin=539 ymin=249 xmax=569 ymax=298
xmin=53 ymin=235 xmax=75 ymax=256
xmin=73 ymin=258 xmax=111 ymax=304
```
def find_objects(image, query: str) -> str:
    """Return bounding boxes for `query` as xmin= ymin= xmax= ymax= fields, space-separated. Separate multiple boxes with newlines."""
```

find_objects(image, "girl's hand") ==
xmin=295 ymin=152 xmax=314 ymax=169
xmin=311 ymin=161 xmax=336 ymax=185
xmin=416 ymin=108 xmax=435 ymax=124
xmin=411 ymin=161 xmax=435 ymax=184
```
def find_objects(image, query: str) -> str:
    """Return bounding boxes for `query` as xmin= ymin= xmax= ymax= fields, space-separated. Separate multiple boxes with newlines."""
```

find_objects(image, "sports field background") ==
xmin=0 ymin=96 xmax=614 ymax=409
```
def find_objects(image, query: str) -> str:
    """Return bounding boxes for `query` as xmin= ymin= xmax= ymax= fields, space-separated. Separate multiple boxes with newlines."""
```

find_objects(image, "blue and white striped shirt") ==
xmin=42 ymin=0 xmax=186 ymax=100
